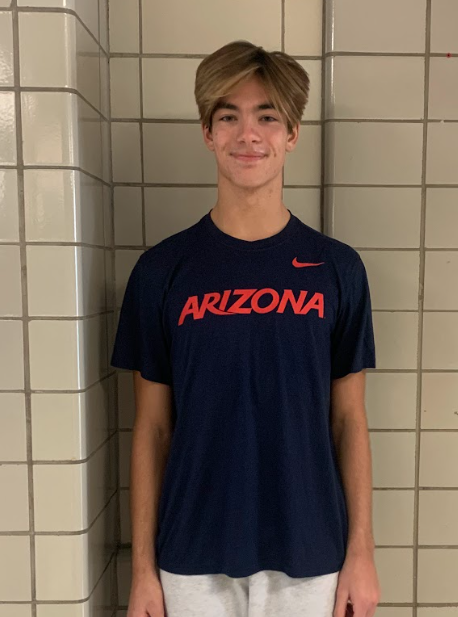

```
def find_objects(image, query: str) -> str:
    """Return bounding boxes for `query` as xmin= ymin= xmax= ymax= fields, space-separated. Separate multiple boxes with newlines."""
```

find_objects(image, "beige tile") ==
xmin=429 ymin=58 xmax=458 ymax=120
xmin=114 ymin=187 xmax=143 ymax=246
xmin=372 ymin=312 xmax=418 ymax=370
xmin=0 ymin=0 xmax=11 ymax=5
xmin=0 ymin=320 xmax=24 ymax=390
xmin=0 ymin=245 xmax=22 ymax=316
xmin=22 ymin=92 xmax=78 ymax=166
xmin=37 ymin=605 xmax=85 ymax=617
xmin=427 ymin=123 xmax=458 ymax=184
xmin=81 ymin=315 xmax=108 ymax=387
xmin=420 ymin=433 xmax=458 ymax=487
xmin=296 ymin=60 xmax=322 ymax=122
xmin=0 ymin=465 xmax=29 ymax=531
xmin=100 ymin=53 xmax=109 ymax=120
xmin=430 ymin=0 xmax=458 ymax=53
xmin=18 ymin=1 xmax=99 ymax=41
xmin=375 ymin=610 xmax=413 ymax=617
xmin=0 ymin=12 xmax=13 ymax=86
xmin=75 ymin=18 xmax=100 ymax=112
xmin=0 ymin=169 xmax=19 ymax=241
xmin=100 ymin=118 xmax=111 ymax=183
xmin=111 ymin=122 xmax=141 ymax=183
xmin=110 ymin=58 xmax=140 ymax=119
xmin=327 ymin=0 xmax=426 ymax=53
xmin=421 ymin=373 xmax=458 ymax=429
xmin=374 ymin=548 xmax=413 ymax=603
xmin=143 ymin=123 xmax=216 ymax=184
xmin=142 ymin=0 xmax=281 ymax=54
xmin=370 ymin=433 xmax=416 ymax=488
xmin=327 ymin=57 xmax=424 ymax=120
xmin=108 ymin=0 xmax=139 ymax=53
xmin=422 ymin=313 xmax=458 ymax=370
xmin=115 ymin=249 xmax=144 ymax=307
xmin=0 ymin=393 xmax=26 ymax=461
xmin=118 ymin=371 xmax=135 ymax=429
xmin=425 ymin=189 xmax=458 ymax=249
xmin=283 ymin=188 xmax=321 ymax=232
xmin=120 ymin=489 xmax=131 ymax=544
xmin=77 ymin=96 xmax=103 ymax=180
xmin=284 ymin=125 xmax=321 ymax=186
xmin=365 ymin=373 xmax=417 ymax=429
xmin=0 ymin=537 xmax=31 ymax=600
xmin=99 ymin=0 xmax=108 ymax=52
xmin=34 ymin=463 xmax=85 ymax=531
xmin=117 ymin=549 xmax=131 ymax=606
xmin=373 ymin=490 xmax=414 ymax=546
xmin=284 ymin=0 xmax=322 ymax=56
xmin=87 ymin=496 xmax=116 ymax=591
xmin=35 ymin=534 xmax=87 ymax=601
xmin=0 ymin=92 xmax=16 ymax=164
xmin=142 ymin=58 xmax=200 ymax=120
xmin=418 ymin=610 xmax=458 ymax=617
xmin=328 ymin=187 xmax=421 ymax=249
xmin=418 ymin=549 xmax=458 ymax=603
xmin=0 ymin=607 xmax=32 ymax=617
xmin=419 ymin=491 xmax=458 ymax=545
xmin=144 ymin=187 xmax=216 ymax=246
xmin=326 ymin=122 xmax=423 ymax=185
xmin=358 ymin=250 xmax=420 ymax=311
xmin=119 ymin=431 xmax=132 ymax=488
xmin=424 ymin=251 xmax=458 ymax=309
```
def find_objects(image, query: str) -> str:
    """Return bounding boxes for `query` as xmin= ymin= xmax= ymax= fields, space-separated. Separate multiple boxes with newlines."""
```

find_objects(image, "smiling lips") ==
xmin=232 ymin=153 xmax=265 ymax=161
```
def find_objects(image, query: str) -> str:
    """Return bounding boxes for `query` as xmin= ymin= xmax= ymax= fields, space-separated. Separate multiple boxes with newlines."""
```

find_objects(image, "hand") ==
xmin=127 ymin=570 xmax=167 ymax=617
xmin=333 ymin=550 xmax=381 ymax=617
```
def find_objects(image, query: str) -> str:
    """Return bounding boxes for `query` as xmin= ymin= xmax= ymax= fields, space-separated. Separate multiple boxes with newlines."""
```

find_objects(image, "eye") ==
xmin=261 ymin=116 xmax=277 ymax=122
xmin=219 ymin=115 xmax=235 ymax=122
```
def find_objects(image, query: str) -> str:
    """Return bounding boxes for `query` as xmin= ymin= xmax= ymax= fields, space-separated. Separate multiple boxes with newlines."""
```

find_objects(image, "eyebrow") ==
xmin=213 ymin=101 xmax=277 ymax=113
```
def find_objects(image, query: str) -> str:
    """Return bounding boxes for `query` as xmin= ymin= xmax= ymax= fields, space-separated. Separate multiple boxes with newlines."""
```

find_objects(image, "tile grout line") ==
xmin=139 ymin=0 xmax=146 ymax=250
xmin=320 ymin=0 xmax=328 ymax=235
xmin=11 ymin=0 xmax=37 ymax=613
xmin=413 ymin=1 xmax=432 ymax=613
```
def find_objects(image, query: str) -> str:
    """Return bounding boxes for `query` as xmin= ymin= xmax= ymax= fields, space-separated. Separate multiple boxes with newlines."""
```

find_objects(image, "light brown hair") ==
xmin=194 ymin=40 xmax=310 ymax=135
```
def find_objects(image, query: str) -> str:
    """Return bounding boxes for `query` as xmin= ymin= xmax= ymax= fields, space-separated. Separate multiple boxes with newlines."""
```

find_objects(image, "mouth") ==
xmin=232 ymin=154 xmax=266 ymax=162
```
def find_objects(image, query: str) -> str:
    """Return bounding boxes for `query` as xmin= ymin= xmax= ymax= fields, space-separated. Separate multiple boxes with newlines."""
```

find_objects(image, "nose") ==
xmin=235 ymin=117 xmax=261 ymax=143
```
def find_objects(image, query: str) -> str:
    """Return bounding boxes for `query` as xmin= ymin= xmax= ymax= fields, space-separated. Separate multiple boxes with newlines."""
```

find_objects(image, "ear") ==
xmin=202 ymin=122 xmax=215 ymax=152
xmin=285 ymin=124 xmax=300 ymax=153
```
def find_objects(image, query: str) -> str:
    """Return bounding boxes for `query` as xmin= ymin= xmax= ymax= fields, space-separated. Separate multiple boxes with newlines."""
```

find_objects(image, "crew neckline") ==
xmin=201 ymin=208 xmax=300 ymax=251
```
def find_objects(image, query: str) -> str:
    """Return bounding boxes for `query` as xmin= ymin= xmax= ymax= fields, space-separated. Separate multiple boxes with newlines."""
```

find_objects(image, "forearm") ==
xmin=130 ymin=422 xmax=172 ymax=579
xmin=331 ymin=413 xmax=375 ymax=556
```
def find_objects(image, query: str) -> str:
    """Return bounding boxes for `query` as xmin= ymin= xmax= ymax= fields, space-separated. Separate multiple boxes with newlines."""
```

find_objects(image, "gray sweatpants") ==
xmin=159 ymin=567 xmax=340 ymax=617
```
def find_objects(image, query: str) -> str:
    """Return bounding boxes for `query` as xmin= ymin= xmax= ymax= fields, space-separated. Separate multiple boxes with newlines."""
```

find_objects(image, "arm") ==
xmin=330 ymin=369 xmax=381 ymax=617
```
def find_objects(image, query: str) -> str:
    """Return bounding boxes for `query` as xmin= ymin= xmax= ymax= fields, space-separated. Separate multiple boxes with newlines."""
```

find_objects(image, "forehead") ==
xmin=215 ymin=77 xmax=275 ymax=111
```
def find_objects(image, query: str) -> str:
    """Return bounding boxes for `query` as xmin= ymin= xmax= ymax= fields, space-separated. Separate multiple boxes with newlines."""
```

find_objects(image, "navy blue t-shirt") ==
xmin=111 ymin=209 xmax=376 ymax=578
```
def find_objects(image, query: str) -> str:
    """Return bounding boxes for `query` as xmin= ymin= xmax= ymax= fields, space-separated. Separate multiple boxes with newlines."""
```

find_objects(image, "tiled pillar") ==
xmin=326 ymin=0 xmax=458 ymax=614
xmin=0 ymin=1 xmax=118 ymax=616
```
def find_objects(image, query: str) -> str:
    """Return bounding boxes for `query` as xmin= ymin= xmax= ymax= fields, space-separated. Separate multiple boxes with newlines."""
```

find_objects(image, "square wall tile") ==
xmin=0 ymin=465 xmax=29 ymax=531
xmin=429 ymin=58 xmax=458 ymax=120
xmin=143 ymin=124 xmax=216 ymax=184
xmin=418 ymin=549 xmax=458 ymax=603
xmin=328 ymin=187 xmax=422 ymax=249
xmin=297 ymin=60 xmax=322 ymax=122
xmin=114 ymin=187 xmax=143 ymax=246
xmin=118 ymin=371 xmax=135 ymax=429
xmin=119 ymin=431 xmax=132 ymax=488
xmin=372 ymin=312 xmax=418 ymax=370
xmin=284 ymin=0 xmax=322 ymax=56
xmin=419 ymin=491 xmax=458 ymax=545
xmin=0 ymin=537 xmax=31 ymax=600
xmin=142 ymin=58 xmax=200 ymax=120
xmin=77 ymin=97 xmax=103 ymax=180
xmin=115 ymin=249 xmax=144 ymax=307
xmin=120 ymin=489 xmax=131 ymax=543
xmin=283 ymin=188 xmax=321 ymax=232
xmin=370 ymin=433 xmax=416 ymax=488
xmin=326 ymin=122 xmax=423 ymax=185
xmin=74 ymin=19 xmax=101 ymax=113
xmin=35 ymin=534 xmax=87 ymax=601
xmin=18 ymin=1 xmax=99 ymax=43
xmin=0 ymin=393 xmax=26 ymax=461
xmin=110 ymin=58 xmax=140 ymax=119
xmin=0 ymin=12 xmax=14 ymax=86
xmin=108 ymin=0 xmax=139 ymax=53
xmin=327 ymin=57 xmax=424 ymax=120
xmin=422 ymin=313 xmax=458 ymax=370
xmin=37 ymin=605 xmax=84 ymax=617
xmin=424 ymin=251 xmax=458 ymax=309
xmin=0 ymin=169 xmax=19 ymax=241
xmin=142 ymin=0 xmax=281 ymax=54
xmin=0 ymin=320 xmax=24 ymax=390
xmin=111 ymin=122 xmax=141 ymax=183
xmin=0 ymin=245 xmax=22 ymax=316
xmin=22 ymin=92 xmax=78 ymax=166
xmin=0 ymin=92 xmax=16 ymax=164
xmin=430 ymin=0 xmax=458 ymax=53
xmin=0 ymin=607 xmax=32 ymax=617
xmin=81 ymin=315 xmax=108 ymax=387
xmin=420 ymin=432 xmax=458 ymax=487
xmin=425 ymin=189 xmax=458 ymax=249
xmin=376 ymin=610 xmax=412 ymax=617
xmin=358 ymin=251 xmax=420 ymax=311
xmin=365 ymin=373 xmax=417 ymax=429
xmin=374 ymin=548 xmax=413 ymax=603
xmin=284 ymin=125 xmax=321 ymax=186
xmin=34 ymin=463 xmax=85 ymax=531
xmin=421 ymin=373 xmax=458 ymax=429
xmin=427 ymin=123 xmax=458 ymax=184
xmin=327 ymin=0 xmax=426 ymax=53
xmin=373 ymin=490 xmax=414 ymax=546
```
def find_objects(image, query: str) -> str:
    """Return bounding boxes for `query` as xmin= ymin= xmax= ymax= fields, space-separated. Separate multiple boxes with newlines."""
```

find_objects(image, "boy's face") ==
xmin=202 ymin=77 xmax=299 ymax=191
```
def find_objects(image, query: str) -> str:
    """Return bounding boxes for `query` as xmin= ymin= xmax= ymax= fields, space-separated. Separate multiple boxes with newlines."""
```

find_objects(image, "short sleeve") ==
xmin=331 ymin=255 xmax=376 ymax=380
xmin=111 ymin=253 xmax=173 ymax=385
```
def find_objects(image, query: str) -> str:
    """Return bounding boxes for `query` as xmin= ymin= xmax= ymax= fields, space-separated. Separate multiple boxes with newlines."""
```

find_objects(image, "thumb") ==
xmin=333 ymin=588 xmax=349 ymax=617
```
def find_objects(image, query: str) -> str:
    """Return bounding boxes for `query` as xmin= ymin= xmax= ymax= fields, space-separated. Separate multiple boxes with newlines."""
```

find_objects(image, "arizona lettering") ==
xmin=178 ymin=288 xmax=324 ymax=326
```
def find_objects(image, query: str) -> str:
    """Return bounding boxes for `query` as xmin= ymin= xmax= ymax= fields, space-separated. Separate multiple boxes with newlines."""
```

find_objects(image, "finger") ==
xmin=333 ymin=590 xmax=350 ymax=617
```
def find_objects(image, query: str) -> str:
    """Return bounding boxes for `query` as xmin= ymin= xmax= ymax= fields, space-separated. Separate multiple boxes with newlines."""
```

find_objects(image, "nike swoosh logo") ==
xmin=292 ymin=257 xmax=325 ymax=268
